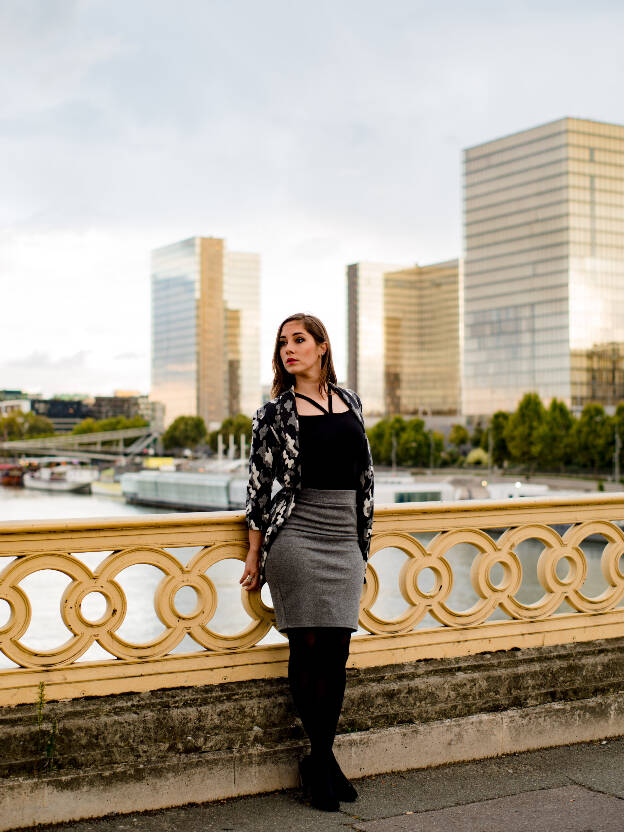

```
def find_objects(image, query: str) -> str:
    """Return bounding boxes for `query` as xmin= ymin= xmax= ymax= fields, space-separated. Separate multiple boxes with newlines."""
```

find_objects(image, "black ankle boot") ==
xmin=299 ymin=755 xmax=340 ymax=812
xmin=329 ymin=752 xmax=358 ymax=801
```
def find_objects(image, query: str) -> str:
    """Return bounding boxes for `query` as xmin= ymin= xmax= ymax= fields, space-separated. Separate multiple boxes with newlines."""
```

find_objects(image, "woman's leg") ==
xmin=287 ymin=627 xmax=354 ymax=808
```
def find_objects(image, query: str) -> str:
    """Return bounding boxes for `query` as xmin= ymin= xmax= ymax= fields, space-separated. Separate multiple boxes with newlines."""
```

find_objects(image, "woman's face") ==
xmin=279 ymin=321 xmax=327 ymax=379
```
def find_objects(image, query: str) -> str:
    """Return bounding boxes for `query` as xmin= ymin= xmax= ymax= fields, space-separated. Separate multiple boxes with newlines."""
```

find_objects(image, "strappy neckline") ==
xmin=295 ymin=391 xmax=333 ymax=415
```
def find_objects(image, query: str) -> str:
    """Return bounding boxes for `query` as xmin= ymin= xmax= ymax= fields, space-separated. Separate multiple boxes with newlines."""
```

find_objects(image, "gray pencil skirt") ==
xmin=265 ymin=488 xmax=365 ymax=632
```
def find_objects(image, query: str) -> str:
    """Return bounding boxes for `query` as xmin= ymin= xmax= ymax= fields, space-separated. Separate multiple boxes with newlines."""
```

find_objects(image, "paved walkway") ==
xmin=18 ymin=738 xmax=624 ymax=832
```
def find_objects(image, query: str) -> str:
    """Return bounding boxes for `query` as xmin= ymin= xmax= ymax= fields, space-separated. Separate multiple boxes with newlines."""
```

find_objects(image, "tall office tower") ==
xmin=463 ymin=117 xmax=624 ymax=416
xmin=151 ymin=237 xmax=261 ymax=427
xmin=384 ymin=260 xmax=461 ymax=416
xmin=223 ymin=251 xmax=261 ymax=418
xmin=347 ymin=262 xmax=402 ymax=416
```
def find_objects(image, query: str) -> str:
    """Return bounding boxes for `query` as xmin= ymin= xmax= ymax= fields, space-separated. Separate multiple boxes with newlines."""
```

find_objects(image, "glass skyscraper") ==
xmin=384 ymin=260 xmax=461 ymax=416
xmin=463 ymin=117 xmax=624 ymax=416
xmin=347 ymin=260 xmax=461 ymax=416
xmin=347 ymin=262 xmax=401 ymax=416
xmin=151 ymin=237 xmax=261 ymax=427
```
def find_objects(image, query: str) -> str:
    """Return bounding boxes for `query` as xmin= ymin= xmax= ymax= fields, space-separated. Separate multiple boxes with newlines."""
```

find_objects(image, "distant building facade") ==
xmin=151 ymin=237 xmax=261 ymax=428
xmin=138 ymin=398 xmax=165 ymax=432
xmin=347 ymin=260 xmax=461 ymax=417
xmin=91 ymin=395 xmax=141 ymax=422
xmin=0 ymin=390 xmax=32 ymax=417
xmin=29 ymin=399 xmax=92 ymax=433
xmin=347 ymin=262 xmax=402 ymax=416
xmin=384 ymin=260 xmax=461 ymax=416
xmin=463 ymin=117 xmax=624 ymax=416
xmin=89 ymin=393 xmax=164 ymax=431
xmin=0 ymin=399 xmax=31 ymax=417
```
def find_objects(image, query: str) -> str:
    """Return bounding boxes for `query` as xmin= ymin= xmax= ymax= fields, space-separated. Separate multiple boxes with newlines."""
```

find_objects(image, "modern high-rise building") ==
xmin=384 ymin=260 xmax=461 ymax=416
xmin=463 ymin=117 xmax=624 ymax=416
xmin=151 ymin=237 xmax=261 ymax=427
xmin=347 ymin=262 xmax=402 ymax=416
xmin=347 ymin=259 xmax=461 ymax=417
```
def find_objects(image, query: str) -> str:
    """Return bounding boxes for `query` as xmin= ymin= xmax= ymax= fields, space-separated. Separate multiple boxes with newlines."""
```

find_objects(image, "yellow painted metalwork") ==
xmin=1 ymin=494 xmax=624 ymax=706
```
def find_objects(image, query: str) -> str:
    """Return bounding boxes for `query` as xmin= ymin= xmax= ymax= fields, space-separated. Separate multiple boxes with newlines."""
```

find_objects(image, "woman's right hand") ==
xmin=240 ymin=549 xmax=261 ymax=592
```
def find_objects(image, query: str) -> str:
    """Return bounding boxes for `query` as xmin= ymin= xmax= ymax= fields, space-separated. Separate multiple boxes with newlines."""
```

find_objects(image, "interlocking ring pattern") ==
xmin=1 ymin=520 xmax=624 ymax=668
xmin=358 ymin=520 xmax=624 ymax=634
xmin=0 ymin=543 xmax=275 ymax=668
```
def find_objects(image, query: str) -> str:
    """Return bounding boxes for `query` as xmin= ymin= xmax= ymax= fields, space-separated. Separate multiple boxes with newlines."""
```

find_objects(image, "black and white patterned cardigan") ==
xmin=245 ymin=383 xmax=374 ymax=584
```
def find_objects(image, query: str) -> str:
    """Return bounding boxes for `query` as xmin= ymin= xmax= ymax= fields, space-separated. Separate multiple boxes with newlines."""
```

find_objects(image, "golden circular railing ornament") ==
xmin=359 ymin=532 xmax=449 ymax=634
xmin=563 ymin=520 xmax=624 ymax=612
xmin=187 ymin=542 xmax=275 ymax=651
xmin=0 ymin=585 xmax=30 ymax=640
xmin=428 ymin=528 xmax=501 ymax=627
xmin=2 ymin=508 xmax=624 ymax=673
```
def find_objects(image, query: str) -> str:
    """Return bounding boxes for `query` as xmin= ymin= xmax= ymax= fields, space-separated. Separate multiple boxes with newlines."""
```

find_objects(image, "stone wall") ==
xmin=2 ymin=638 xmax=624 ymax=829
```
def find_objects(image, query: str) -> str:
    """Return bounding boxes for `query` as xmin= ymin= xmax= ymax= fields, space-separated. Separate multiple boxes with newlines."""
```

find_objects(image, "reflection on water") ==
xmin=0 ymin=488 xmax=619 ymax=669
xmin=0 ymin=483 xmax=174 ymax=522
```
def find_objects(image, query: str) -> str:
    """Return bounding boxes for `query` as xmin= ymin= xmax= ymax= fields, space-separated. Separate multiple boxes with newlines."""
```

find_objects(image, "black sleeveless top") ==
xmin=296 ymin=393 xmax=369 ymax=490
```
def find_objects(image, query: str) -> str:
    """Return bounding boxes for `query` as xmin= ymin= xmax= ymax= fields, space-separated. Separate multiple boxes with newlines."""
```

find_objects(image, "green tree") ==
xmin=534 ymin=398 xmax=575 ymax=472
xmin=439 ymin=447 xmax=461 ymax=467
xmin=429 ymin=430 xmax=445 ymax=468
xmin=22 ymin=412 xmax=55 ymax=438
xmin=0 ymin=411 xmax=54 ymax=441
xmin=366 ymin=419 xmax=389 ymax=465
xmin=571 ymin=403 xmax=613 ymax=474
xmin=504 ymin=393 xmax=546 ymax=472
xmin=614 ymin=402 xmax=624 ymax=473
xmin=382 ymin=416 xmax=407 ymax=465
xmin=71 ymin=418 xmax=98 ymax=435
xmin=396 ymin=418 xmax=430 ymax=466
xmin=481 ymin=411 xmax=510 ymax=468
xmin=0 ymin=413 xmax=26 ymax=441
xmin=209 ymin=414 xmax=253 ymax=453
xmin=162 ymin=415 xmax=207 ymax=451
xmin=448 ymin=424 xmax=470 ymax=451
xmin=71 ymin=415 xmax=148 ymax=434
xmin=470 ymin=420 xmax=485 ymax=448
xmin=366 ymin=416 xmax=407 ymax=466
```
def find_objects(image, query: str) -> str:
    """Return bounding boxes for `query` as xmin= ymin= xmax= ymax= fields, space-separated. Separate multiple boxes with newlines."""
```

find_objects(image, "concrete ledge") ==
xmin=337 ymin=691 xmax=624 ymax=778
xmin=3 ymin=637 xmax=624 ymax=829
xmin=2 ymin=692 xmax=624 ymax=830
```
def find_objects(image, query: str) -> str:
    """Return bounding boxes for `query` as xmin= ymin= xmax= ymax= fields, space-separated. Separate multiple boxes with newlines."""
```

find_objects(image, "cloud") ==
xmin=1 ymin=0 xmax=624 ymax=391
xmin=114 ymin=352 xmax=142 ymax=361
xmin=3 ymin=351 xmax=90 ymax=371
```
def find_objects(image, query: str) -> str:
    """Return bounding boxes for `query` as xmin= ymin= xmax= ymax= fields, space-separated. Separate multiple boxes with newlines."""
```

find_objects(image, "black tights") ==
xmin=286 ymin=627 xmax=352 ymax=762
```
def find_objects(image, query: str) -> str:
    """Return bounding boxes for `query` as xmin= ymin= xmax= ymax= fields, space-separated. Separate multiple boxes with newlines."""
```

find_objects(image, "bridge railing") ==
xmin=1 ymin=493 xmax=624 ymax=706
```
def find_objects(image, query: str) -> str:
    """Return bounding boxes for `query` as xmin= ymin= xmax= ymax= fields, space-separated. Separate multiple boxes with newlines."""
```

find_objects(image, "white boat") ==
xmin=23 ymin=464 xmax=98 ymax=494
xmin=121 ymin=470 xmax=239 ymax=510
xmin=374 ymin=475 xmax=459 ymax=504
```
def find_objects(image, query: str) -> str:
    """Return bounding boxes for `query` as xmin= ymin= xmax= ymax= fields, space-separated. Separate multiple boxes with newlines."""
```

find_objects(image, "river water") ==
xmin=0 ymin=486 xmax=613 ymax=669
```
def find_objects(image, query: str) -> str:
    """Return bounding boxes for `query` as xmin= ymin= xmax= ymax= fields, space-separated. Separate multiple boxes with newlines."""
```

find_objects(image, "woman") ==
xmin=241 ymin=312 xmax=374 ymax=812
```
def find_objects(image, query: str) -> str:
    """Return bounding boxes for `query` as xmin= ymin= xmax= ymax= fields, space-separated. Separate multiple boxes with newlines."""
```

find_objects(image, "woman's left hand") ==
xmin=240 ymin=548 xmax=261 ymax=592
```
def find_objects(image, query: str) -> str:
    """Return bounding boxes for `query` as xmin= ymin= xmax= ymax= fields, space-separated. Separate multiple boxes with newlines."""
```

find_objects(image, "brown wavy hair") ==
xmin=271 ymin=313 xmax=337 ymax=398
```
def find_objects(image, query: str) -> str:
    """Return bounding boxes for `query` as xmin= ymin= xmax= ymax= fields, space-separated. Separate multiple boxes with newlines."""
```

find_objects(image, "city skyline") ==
xmin=1 ymin=1 xmax=624 ymax=398
xmin=463 ymin=117 xmax=624 ymax=416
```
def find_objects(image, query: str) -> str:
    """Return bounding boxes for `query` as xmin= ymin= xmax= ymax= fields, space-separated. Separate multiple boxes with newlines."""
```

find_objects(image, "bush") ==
xmin=465 ymin=447 xmax=489 ymax=467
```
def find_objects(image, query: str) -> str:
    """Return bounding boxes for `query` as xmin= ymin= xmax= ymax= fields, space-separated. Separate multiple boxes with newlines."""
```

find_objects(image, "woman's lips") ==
xmin=286 ymin=359 xmax=297 ymax=364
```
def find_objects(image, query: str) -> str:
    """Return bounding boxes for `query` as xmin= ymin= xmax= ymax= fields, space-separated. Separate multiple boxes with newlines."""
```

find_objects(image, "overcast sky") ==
xmin=1 ymin=0 xmax=623 ymax=396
